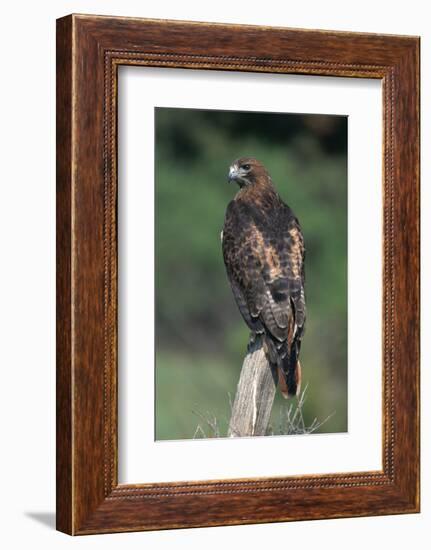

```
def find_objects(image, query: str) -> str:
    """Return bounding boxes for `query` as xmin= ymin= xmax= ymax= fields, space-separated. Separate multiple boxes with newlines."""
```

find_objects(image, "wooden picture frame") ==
xmin=56 ymin=14 xmax=420 ymax=535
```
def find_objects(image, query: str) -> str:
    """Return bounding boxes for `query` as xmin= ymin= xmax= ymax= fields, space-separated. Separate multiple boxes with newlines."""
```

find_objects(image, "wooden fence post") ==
xmin=228 ymin=339 xmax=278 ymax=437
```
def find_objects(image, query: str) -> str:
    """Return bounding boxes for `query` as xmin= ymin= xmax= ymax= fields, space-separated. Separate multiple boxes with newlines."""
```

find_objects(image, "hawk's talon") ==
xmin=247 ymin=332 xmax=261 ymax=353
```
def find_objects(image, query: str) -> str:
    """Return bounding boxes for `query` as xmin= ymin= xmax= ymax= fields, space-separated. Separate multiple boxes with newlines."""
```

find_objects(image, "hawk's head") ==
xmin=228 ymin=157 xmax=269 ymax=188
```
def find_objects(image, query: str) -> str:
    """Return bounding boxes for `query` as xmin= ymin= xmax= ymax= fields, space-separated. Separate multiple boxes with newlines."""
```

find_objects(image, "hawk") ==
xmin=222 ymin=157 xmax=306 ymax=398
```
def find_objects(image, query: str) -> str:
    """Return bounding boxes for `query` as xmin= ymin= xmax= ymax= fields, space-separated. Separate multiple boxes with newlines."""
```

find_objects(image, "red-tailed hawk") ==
xmin=222 ymin=157 xmax=306 ymax=398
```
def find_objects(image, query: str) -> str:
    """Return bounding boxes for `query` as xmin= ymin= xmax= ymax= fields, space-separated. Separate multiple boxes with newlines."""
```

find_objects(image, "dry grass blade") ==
xmin=192 ymin=385 xmax=335 ymax=438
xmin=192 ymin=408 xmax=222 ymax=439
xmin=268 ymin=384 xmax=335 ymax=436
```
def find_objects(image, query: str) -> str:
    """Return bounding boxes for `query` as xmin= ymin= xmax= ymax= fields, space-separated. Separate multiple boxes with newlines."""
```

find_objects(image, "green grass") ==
xmin=155 ymin=348 xmax=347 ymax=440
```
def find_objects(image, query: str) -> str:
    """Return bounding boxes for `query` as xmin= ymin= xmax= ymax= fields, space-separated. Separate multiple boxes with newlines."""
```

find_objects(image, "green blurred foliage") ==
xmin=155 ymin=107 xmax=347 ymax=440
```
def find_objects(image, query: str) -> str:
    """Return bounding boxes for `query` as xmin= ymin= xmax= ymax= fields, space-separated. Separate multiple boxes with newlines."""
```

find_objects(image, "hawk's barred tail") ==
xmin=278 ymin=360 xmax=302 ymax=399
xmin=262 ymin=334 xmax=302 ymax=399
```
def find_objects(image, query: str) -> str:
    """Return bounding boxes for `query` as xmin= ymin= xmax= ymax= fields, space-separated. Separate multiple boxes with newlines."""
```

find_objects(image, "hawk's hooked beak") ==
xmin=228 ymin=165 xmax=239 ymax=183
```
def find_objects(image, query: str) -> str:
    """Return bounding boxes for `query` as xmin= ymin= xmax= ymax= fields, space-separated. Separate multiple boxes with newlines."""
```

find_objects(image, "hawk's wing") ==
xmin=222 ymin=198 xmax=305 ymax=353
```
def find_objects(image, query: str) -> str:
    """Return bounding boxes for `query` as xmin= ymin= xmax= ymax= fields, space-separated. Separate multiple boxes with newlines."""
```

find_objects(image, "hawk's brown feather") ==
xmin=222 ymin=157 xmax=306 ymax=397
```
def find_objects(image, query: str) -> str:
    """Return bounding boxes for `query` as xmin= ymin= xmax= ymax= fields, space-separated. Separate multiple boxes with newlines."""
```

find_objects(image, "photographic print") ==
xmin=155 ymin=107 xmax=347 ymax=440
xmin=57 ymin=15 xmax=419 ymax=533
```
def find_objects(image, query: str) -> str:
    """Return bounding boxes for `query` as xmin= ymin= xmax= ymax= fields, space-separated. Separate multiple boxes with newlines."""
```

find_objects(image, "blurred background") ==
xmin=155 ymin=107 xmax=347 ymax=440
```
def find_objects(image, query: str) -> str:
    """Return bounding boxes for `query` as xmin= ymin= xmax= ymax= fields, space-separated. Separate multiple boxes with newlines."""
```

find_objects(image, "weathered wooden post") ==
xmin=228 ymin=338 xmax=278 ymax=437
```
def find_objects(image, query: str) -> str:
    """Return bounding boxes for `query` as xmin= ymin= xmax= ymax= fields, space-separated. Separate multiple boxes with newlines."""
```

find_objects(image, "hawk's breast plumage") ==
xmin=222 ymin=157 xmax=306 ymax=397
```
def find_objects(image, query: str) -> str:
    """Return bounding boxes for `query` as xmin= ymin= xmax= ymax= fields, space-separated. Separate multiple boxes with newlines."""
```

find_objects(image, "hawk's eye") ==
xmin=242 ymin=164 xmax=251 ymax=171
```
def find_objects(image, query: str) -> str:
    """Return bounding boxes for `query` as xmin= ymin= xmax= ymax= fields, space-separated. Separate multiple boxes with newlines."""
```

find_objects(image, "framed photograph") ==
xmin=56 ymin=14 xmax=420 ymax=535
